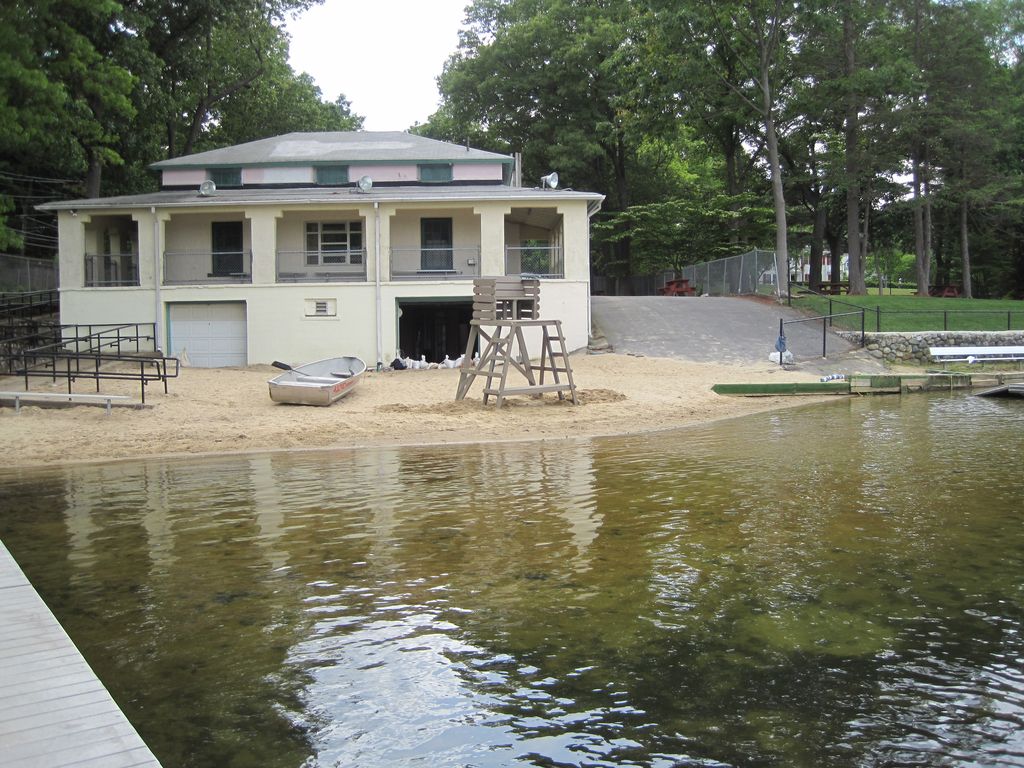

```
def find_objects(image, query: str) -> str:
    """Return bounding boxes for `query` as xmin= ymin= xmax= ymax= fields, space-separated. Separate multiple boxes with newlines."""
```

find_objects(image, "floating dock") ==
xmin=712 ymin=372 xmax=1024 ymax=397
xmin=975 ymin=382 xmax=1024 ymax=398
xmin=0 ymin=540 xmax=162 ymax=768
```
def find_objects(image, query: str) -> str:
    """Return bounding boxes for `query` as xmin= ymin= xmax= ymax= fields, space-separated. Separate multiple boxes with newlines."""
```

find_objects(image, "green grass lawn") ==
xmin=790 ymin=293 xmax=1024 ymax=333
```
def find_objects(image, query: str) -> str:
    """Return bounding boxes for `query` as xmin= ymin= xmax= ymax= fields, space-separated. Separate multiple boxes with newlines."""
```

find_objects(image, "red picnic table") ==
xmin=657 ymin=278 xmax=696 ymax=296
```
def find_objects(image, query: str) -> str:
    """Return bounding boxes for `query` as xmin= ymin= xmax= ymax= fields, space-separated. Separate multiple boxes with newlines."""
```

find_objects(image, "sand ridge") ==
xmin=0 ymin=353 xmax=837 ymax=469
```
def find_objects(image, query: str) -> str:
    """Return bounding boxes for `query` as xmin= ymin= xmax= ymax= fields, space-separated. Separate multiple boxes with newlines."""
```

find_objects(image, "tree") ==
xmin=206 ymin=63 xmax=363 ymax=148
xmin=927 ymin=1 xmax=1012 ymax=298
xmin=123 ymin=0 xmax=323 ymax=159
xmin=656 ymin=0 xmax=797 ymax=295
xmin=0 ymin=0 xmax=135 ymax=246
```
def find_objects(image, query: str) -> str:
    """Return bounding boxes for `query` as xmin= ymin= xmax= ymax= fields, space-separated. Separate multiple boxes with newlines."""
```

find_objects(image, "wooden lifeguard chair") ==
xmin=455 ymin=277 xmax=578 ymax=406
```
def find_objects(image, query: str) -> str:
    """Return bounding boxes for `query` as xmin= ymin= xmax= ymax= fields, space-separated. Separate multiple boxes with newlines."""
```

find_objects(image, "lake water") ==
xmin=1 ymin=392 xmax=1023 ymax=767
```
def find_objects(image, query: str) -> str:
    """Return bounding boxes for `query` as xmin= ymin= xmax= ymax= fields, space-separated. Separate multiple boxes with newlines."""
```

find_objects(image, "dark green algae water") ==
xmin=2 ymin=392 xmax=1024 ymax=767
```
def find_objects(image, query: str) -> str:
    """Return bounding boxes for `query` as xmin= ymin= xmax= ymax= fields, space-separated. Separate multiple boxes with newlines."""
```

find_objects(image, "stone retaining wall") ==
xmin=836 ymin=330 xmax=1024 ymax=365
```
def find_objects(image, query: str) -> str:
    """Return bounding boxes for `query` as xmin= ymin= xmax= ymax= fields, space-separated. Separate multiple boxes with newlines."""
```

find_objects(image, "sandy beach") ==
xmin=1 ymin=353 xmax=838 ymax=469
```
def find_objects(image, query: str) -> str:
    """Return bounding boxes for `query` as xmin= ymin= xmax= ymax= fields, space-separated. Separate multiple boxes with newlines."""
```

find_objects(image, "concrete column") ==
xmin=558 ymin=204 xmax=589 ymax=281
xmin=132 ymin=210 xmax=157 ymax=288
xmin=473 ymin=203 xmax=511 ymax=276
xmin=247 ymin=208 xmax=282 ymax=284
xmin=377 ymin=204 xmax=396 ymax=280
xmin=58 ymin=212 xmax=89 ymax=289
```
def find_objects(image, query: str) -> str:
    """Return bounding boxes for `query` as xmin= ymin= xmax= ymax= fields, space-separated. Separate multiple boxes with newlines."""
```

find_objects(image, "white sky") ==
xmin=285 ymin=0 xmax=469 ymax=131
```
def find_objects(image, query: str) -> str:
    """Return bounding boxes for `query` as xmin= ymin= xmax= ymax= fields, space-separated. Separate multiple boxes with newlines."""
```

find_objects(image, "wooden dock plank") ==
xmin=0 ymin=541 xmax=162 ymax=768
xmin=0 ymin=694 xmax=118 ymax=735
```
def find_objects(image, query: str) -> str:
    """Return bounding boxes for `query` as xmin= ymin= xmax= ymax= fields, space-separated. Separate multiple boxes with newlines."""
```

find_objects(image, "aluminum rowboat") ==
xmin=268 ymin=356 xmax=366 ymax=406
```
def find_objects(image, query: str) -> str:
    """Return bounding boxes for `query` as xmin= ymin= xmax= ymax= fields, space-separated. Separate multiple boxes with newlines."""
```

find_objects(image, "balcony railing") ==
xmin=505 ymin=246 xmax=564 ymax=279
xmin=84 ymin=253 xmax=139 ymax=287
xmin=390 ymin=246 xmax=481 ymax=280
xmin=163 ymin=251 xmax=252 ymax=285
xmin=276 ymin=250 xmax=367 ymax=282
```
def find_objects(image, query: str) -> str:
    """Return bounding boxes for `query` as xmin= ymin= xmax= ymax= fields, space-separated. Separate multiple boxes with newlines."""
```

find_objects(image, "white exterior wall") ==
xmin=160 ymin=169 xmax=207 ymax=187
xmin=162 ymin=212 xmax=247 ymax=253
xmin=453 ymin=163 xmax=504 ymax=182
xmin=163 ymin=162 xmax=509 ymax=188
xmin=60 ymin=289 xmax=158 ymax=327
xmin=558 ymin=203 xmax=591 ymax=282
xmin=56 ymin=196 xmax=597 ymax=367
xmin=348 ymin=165 xmax=417 ymax=183
xmin=277 ymin=207 xmax=368 ymax=251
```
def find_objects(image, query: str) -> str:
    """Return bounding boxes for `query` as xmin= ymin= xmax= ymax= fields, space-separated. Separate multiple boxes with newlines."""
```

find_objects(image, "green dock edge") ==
xmin=712 ymin=381 xmax=851 ymax=396
xmin=712 ymin=372 xmax=1023 ymax=397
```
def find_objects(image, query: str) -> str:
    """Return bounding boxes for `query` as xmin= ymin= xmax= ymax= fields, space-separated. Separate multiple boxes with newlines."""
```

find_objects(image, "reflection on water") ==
xmin=2 ymin=393 xmax=1024 ymax=767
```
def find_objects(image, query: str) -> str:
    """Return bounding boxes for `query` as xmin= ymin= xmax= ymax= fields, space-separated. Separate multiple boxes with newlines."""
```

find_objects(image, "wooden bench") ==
xmin=0 ymin=390 xmax=133 ymax=415
xmin=928 ymin=346 xmax=1024 ymax=364
xmin=929 ymin=285 xmax=961 ymax=298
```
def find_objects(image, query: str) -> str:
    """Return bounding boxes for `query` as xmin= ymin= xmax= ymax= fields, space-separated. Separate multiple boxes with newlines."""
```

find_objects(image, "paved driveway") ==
xmin=590 ymin=295 xmax=886 ymax=374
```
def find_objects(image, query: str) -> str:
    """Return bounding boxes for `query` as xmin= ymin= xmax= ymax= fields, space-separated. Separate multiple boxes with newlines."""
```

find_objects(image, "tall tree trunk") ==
xmin=810 ymin=203 xmax=826 ymax=292
xmin=911 ymin=0 xmax=930 ymax=296
xmin=725 ymin=136 xmax=741 ymax=245
xmin=912 ymin=151 xmax=931 ymax=296
xmin=843 ymin=4 xmax=866 ymax=294
xmin=85 ymin=148 xmax=102 ymax=199
xmin=760 ymin=59 xmax=788 ymax=298
xmin=827 ymin=230 xmax=842 ymax=286
xmin=960 ymin=196 xmax=973 ymax=298
xmin=862 ymin=196 xmax=872 ymax=290
xmin=923 ymin=171 xmax=933 ymax=289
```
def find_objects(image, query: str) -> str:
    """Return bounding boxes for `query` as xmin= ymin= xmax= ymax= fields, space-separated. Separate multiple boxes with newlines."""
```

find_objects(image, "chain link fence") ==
xmin=0 ymin=254 xmax=57 ymax=291
xmin=679 ymin=249 xmax=780 ymax=297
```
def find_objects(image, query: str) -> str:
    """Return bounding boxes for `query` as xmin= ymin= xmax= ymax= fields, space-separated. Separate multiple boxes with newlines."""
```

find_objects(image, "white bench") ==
xmin=0 ymin=391 xmax=132 ymax=415
xmin=928 ymin=345 xmax=1024 ymax=364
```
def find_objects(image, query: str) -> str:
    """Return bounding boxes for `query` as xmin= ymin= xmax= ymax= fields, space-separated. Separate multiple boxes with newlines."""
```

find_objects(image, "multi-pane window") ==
xmin=208 ymin=167 xmax=242 ymax=187
xmin=305 ymin=222 xmax=363 ymax=265
xmin=418 ymin=164 xmax=453 ymax=183
xmin=315 ymin=166 xmax=349 ymax=185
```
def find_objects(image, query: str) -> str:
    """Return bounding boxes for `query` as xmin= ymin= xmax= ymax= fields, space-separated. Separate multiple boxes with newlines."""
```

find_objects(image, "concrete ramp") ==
xmin=591 ymin=295 xmax=886 ymax=374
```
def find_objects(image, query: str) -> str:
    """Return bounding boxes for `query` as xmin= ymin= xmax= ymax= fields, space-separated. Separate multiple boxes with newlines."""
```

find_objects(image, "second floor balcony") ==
xmin=505 ymin=246 xmax=564 ymax=279
xmin=389 ymin=247 xmax=481 ymax=280
xmin=276 ymin=249 xmax=368 ymax=282
xmin=163 ymin=250 xmax=252 ymax=285
xmin=85 ymin=253 xmax=139 ymax=287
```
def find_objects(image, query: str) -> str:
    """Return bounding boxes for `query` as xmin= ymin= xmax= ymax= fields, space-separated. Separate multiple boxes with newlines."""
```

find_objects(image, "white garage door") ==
xmin=168 ymin=302 xmax=247 ymax=367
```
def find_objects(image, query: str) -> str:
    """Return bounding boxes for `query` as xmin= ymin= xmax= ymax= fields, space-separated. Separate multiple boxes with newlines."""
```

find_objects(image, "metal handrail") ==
xmin=84 ymin=253 xmax=140 ymax=287
xmin=13 ymin=322 xmax=174 ymax=403
xmin=0 ymin=290 xmax=59 ymax=317
xmin=275 ymin=250 xmax=367 ymax=281
xmin=18 ymin=350 xmax=179 ymax=404
xmin=779 ymin=309 xmax=866 ymax=365
xmin=163 ymin=250 xmax=253 ymax=284
xmin=505 ymin=246 xmax=564 ymax=279
xmin=389 ymin=246 xmax=481 ymax=279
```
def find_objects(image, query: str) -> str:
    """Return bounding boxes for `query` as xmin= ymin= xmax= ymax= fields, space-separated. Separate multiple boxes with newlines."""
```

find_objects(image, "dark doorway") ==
xmin=397 ymin=300 xmax=473 ymax=364
xmin=420 ymin=218 xmax=453 ymax=271
xmin=211 ymin=221 xmax=244 ymax=275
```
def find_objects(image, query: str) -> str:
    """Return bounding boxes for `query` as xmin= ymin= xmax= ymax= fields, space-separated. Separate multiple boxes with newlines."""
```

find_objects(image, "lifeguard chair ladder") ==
xmin=455 ymin=277 xmax=578 ymax=407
